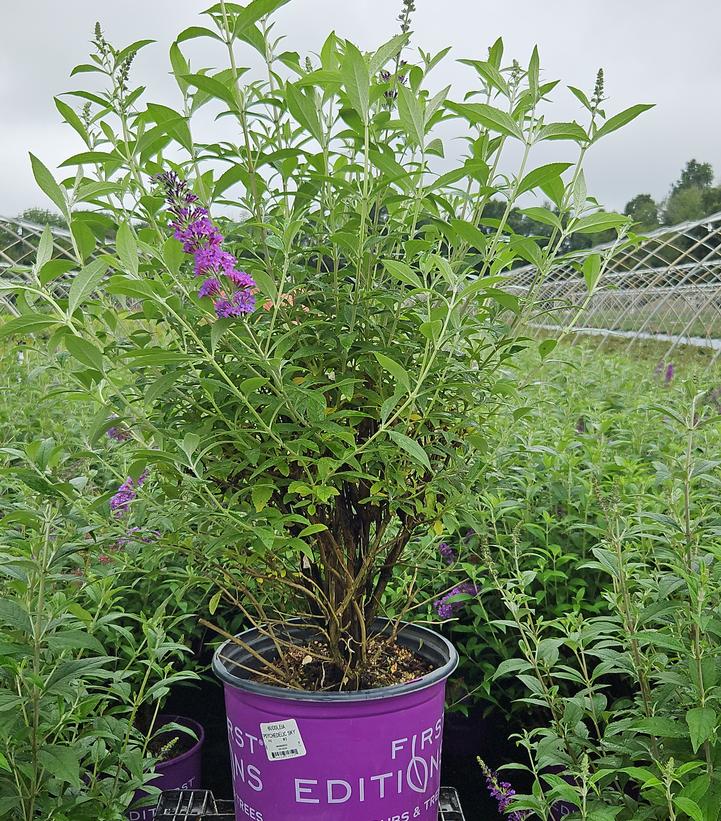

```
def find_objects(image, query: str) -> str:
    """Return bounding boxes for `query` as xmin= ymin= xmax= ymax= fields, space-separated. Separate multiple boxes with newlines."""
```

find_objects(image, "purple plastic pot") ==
xmin=126 ymin=714 xmax=205 ymax=821
xmin=213 ymin=619 xmax=458 ymax=821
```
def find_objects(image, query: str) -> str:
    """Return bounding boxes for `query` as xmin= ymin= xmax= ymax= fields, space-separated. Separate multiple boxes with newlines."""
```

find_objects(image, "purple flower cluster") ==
xmin=654 ymin=360 xmax=675 ymax=384
xmin=106 ymin=415 xmax=131 ymax=442
xmin=155 ymin=171 xmax=256 ymax=318
xmin=109 ymin=471 xmax=148 ymax=516
xmin=438 ymin=542 xmax=457 ymax=564
xmin=434 ymin=580 xmax=478 ymax=619
xmin=379 ymin=61 xmax=408 ymax=100
xmin=478 ymin=759 xmax=528 ymax=820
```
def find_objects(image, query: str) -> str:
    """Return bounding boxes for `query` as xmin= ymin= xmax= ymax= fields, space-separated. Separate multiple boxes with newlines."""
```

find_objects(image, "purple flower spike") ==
xmin=226 ymin=269 xmax=256 ymax=289
xmin=214 ymin=289 xmax=255 ymax=318
xmin=665 ymin=363 xmax=675 ymax=383
xmin=438 ymin=542 xmax=457 ymax=564
xmin=199 ymin=277 xmax=222 ymax=299
xmin=109 ymin=471 xmax=148 ymax=517
xmin=155 ymin=170 xmax=258 ymax=319
xmin=434 ymin=580 xmax=478 ymax=619
xmin=478 ymin=759 xmax=528 ymax=821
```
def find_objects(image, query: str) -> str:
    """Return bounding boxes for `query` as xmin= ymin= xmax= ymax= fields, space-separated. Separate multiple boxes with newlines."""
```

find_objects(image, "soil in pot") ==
xmin=251 ymin=634 xmax=433 ymax=690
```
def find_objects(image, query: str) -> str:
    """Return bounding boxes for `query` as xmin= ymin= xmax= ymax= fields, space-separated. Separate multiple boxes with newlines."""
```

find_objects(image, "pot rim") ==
xmin=212 ymin=618 xmax=458 ymax=702
xmin=154 ymin=714 xmax=205 ymax=771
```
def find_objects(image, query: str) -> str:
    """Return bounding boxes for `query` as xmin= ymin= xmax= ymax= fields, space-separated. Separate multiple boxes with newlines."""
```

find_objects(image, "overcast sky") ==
xmin=2 ymin=0 xmax=720 ymax=217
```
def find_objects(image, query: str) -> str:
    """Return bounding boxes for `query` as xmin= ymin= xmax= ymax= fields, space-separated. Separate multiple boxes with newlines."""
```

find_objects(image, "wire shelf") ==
xmin=154 ymin=787 xmax=466 ymax=820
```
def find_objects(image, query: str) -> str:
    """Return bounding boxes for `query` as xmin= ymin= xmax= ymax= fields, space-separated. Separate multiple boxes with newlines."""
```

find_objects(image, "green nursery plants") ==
xmin=0 ymin=454 xmax=198 ymax=821
xmin=0 ymin=0 xmax=652 ymax=816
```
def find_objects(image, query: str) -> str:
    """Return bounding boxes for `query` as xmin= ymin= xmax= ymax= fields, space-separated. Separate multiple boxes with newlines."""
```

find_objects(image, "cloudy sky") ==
xmin=2 ymin=0 xmax=720 ymax=217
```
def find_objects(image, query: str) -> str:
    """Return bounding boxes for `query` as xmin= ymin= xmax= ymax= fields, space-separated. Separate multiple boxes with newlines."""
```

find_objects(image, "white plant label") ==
xmin=260 ymin=719 xmax=307 ymax=762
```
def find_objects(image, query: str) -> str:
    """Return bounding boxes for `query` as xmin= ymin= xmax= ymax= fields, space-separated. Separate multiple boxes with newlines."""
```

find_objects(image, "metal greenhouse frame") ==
xmin=508 ymin=210 xmax=721 ymax=360
xmin=2 ymin=212 xmax=721 ymax=362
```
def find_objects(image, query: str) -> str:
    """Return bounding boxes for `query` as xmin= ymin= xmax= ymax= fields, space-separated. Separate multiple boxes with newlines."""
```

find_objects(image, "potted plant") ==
xmin=4 ymin=0 xmax=650 ymax=817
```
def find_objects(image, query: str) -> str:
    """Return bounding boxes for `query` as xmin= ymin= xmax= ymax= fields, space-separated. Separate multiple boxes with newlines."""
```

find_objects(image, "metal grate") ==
xmin=154 ymin=790 xmax=234 ymax=819
xmin=439 ymin=786 xmax=467 ymax=820
xmin=155 ymin=787 xmax=466 ymax=819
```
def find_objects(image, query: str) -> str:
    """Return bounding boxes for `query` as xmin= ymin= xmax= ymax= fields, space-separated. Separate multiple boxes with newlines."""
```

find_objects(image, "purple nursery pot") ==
xmin=126 ymin=715 xmax=205 ymax=821
xmin=213 ymin=619 xmax=458 ymax=821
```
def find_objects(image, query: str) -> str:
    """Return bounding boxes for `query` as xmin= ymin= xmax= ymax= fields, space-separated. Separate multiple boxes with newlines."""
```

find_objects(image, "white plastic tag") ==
xmin=260 ymin=719 xmax=307 ymax=761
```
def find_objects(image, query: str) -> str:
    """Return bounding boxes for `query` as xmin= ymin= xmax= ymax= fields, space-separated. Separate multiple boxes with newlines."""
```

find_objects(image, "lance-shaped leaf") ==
xmin=341 ymin=41 xmax=369 ymax=122
xmin=517 ymin=162 xmax=572 ymax=196
xmin=594 ymin=103 xmax=654 ymax=141
xmin=388 ymin=430 xmax=431 ymax=471
xmin=446 ymin=101 xmax=523 ymax=139
xmin=373 ymin=352 xmax=410 ymax=392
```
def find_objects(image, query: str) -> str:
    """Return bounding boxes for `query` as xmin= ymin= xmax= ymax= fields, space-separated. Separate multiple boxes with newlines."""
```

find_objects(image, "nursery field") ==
xmin=2 ymin=1 xmax=720 ymax=818
xmin=3 ymin=335 xmax=721 ymax=819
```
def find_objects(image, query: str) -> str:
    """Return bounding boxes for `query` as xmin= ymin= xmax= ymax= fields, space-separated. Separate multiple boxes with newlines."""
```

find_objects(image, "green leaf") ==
xmin=369 ymin=33 xmax=409 ymax=76
xmin=208 ymin=590 xmax=222 ymax=615
xmin=381 ymin=259 xmax=422 ymax=289
xmin=686 ymin=707 xmax=716 ymax=753
xmin=240 ymin=377 xmax=269 ymax=394
xmin=37 ymin=746 xmax=81 ymax=788
xmin=521 ymin=207 xmax=562 ymax=229
xmin=38 ymin=259 xmax=75 ymax=286
xmin=177 ymin=25 xmax=222 ymax=44
xmin=183 ymin=72 xmax=238 ymax=110
xmin=169 ymin=42 xmax=190 ymax=90
xmin=65 ymin=335 xmax=104 ymax=371
xmin=539 ymin=339 xmax=557 ymax=359
xmin=35 ymin=225 xmax=54 ymax=271
xmin=445 ymin=101 xmax=523 ymax=139
xmin=70 ymin=220 xmax=96 ymax=262
xmin=632 ymin=717 xmax=689 ymax=739
xmin=285 ymin=83 xmax=323 ymax=143
xmin=59 ymin=150 xmax=123 ymax=168
xmin=47 ymin=630 xmax=104 ymax=654
xmin=388 ymin=430 xmax=431 ymax=471
xmin=116 ymin=222 xmax=139 ymax=276
xmin=419 ymin=320 xmax=442 ymax=341
xmin=528 ymin=46 xmax=540 ymax=99
xmin=582 ymin=253 xmax=603 ymax=291
xmin=517 ymin=162 xmax=572 ymax=196
xmin=373 ymin=352 xmax=410 ymax=391
xmin=299 ymin=523 xmax=328 ymax=537
xmin=181 ymin=433 xmax=201 ymax=460
xmin=568 ymin=85 xmax=592 ymax=111
xmin=163 ymin=237 xmax=185 ymax=275
xmin=0 ymin=313 xmax=60 ymax=340
xmin=594 ymin=104 xmax=654 ymax=140
xmin=251 ymin=485 xmax=274 ymax=513
xmin=233 ymin=0 xmax=291 ymax=36
xmin=68 ymin=259 xmax=108 ymax=316
xmin=341 ymin=41 xmax=369 ymax=122
xmin=674 ymin=797 xmax=704 ymax=821
xmin=450 ymin=219 xmax=487 ymax=251
xmin=537 ymin=121 xmax=588 ymax=142
xmin=29 ymin=153 xmax=69 ymax=221
xmin=458 ymin=59 xmax=509 ymax=96
xmin=54 ymin=97 xmax=88 ymax=143
xmin=571 ymin=212 xmax=628 ymax=235
xmin=397 ymin=84 xmax=425 ymax=147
